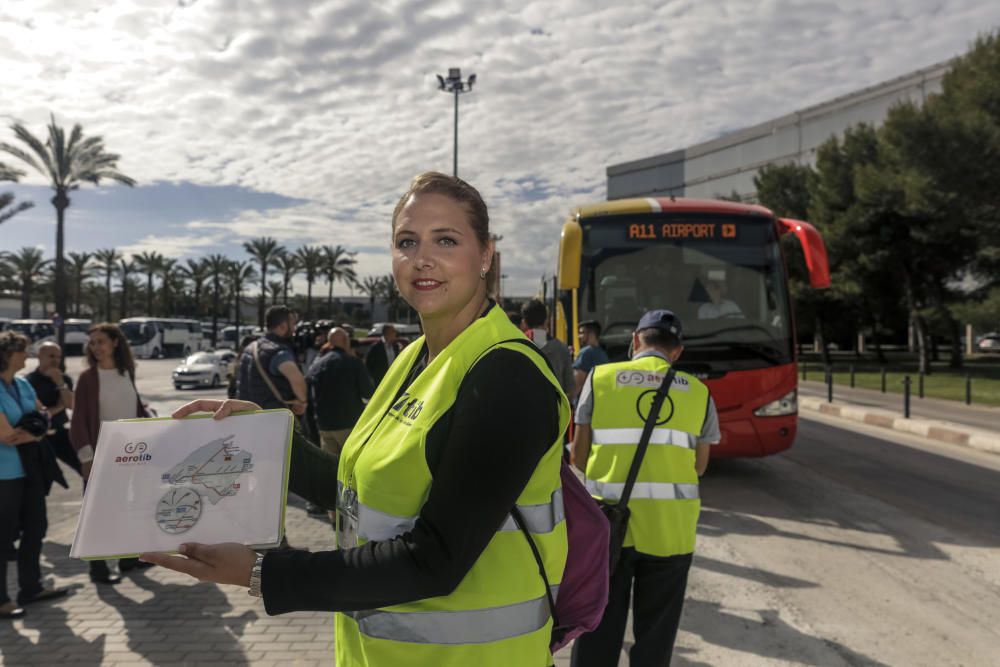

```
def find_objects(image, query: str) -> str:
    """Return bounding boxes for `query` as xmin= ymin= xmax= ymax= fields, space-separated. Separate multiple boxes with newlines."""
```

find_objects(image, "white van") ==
xmin=119 ymin=318 xmax=206 ymax=359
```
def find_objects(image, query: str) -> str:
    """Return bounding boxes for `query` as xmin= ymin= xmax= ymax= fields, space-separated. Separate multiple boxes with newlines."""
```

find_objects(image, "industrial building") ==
xmin=607 ymin=59 xmax=952 ymax=200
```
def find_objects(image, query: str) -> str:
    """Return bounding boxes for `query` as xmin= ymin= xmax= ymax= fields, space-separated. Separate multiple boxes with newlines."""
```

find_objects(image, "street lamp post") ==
xmin=437 ymin=68 xmax=476 ymax=177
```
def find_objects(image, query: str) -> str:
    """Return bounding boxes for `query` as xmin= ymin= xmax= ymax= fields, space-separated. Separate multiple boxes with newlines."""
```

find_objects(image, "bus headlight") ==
xmin=753 ymin=390 xmax=797 ymax=417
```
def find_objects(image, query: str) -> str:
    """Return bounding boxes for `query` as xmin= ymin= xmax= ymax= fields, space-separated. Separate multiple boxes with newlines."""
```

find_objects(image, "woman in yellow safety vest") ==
xmin=143 ymin=172 xmax=570 ymax=667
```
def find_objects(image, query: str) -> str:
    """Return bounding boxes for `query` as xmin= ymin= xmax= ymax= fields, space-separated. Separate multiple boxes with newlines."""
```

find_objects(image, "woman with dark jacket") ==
xmin=70 ymin=323 xmax=150 ymax=584
xmin=0 ymin=330 xmax=69 ymax=619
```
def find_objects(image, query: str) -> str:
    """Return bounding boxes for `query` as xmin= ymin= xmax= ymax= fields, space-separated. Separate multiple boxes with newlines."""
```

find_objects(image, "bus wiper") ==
xmin=685 ymin=324 xmax=776 ymax=341
xmin=685 ymin=342 xmax=784 ymax=365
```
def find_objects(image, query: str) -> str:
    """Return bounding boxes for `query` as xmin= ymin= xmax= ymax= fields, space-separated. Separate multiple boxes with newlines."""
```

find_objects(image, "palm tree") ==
xmin=133 ymin=251 xmax=163 ymax=316
xmin=295 ymin=245 xmax=325 ymax=319
xmin=243 ymin=236 xmax=284 ymax=327
xmin=92 ymin=248 xmax=121 ymax=321
xmin=272 ymin=251 xmax=300 ymax=304
xmin=228 ymin=260 xmax=257 ymax=331
xmin=322 ymin=244 xmax=358 ymax=317
xmin=3 ymin=247 xmax=51 ymax=317
xmin=358 ymin=275 xmax=382 ymax=322
xmin=118 ymin=258 xmax=136 ymax=318
xmin=378 ymin=274 xmax=403 ymax=322
xmin=0 ymin=162 xmax=33 ymax=226
xmin=159 ymin=257 xmax=179 ymax=317
xmin=269 ymin=281 xmax=283 ymax=305
xmin=179 ymin=258 xmax=210 ymax=319
xmin=0 ymin=114 xmax=135 ymax=346
xmin=205 ymin=253 xmax=230 ymax=346
xmin=66 ymin=251 xmax=93 ymax=317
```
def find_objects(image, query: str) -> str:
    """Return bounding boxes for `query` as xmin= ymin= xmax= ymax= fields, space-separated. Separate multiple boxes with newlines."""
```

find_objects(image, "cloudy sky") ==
xmin=1 ymin=0 xmax=998 ymax=296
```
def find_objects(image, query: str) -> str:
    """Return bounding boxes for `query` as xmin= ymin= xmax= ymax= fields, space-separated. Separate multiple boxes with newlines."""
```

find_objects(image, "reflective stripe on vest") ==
xmin=586 ymin=479 xmax=700 ymax=501
xmin=591 ymin=427 xmax=697 ymax=449
xmin=339 ymin=481 xmax=566 ymax=545
xmin=349 ymin=586 xmax=560 ymax=645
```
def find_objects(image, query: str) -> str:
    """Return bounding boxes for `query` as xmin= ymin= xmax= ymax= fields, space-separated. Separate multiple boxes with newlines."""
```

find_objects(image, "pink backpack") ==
xmin=513 ymin=460 xmax=610 ymax=652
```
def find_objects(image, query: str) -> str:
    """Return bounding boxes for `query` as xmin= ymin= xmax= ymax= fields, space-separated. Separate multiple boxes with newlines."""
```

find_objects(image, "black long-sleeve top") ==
xmin=261 ymin=346 xmax=562 ymax=614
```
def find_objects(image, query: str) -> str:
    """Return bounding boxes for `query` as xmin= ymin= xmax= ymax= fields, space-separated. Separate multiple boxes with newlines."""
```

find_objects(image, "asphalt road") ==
xmin=18 ymin=356 xmax=1000 ymax=666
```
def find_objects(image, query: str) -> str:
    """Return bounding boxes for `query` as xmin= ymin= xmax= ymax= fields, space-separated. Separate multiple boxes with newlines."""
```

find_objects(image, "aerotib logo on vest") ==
xmin=116 ymin=441 xmax=151 ymax=465
xmin=389 ymin=392 xmax=425 ymax=426
xmin=615 ymin=371 xmax=690 ymax=426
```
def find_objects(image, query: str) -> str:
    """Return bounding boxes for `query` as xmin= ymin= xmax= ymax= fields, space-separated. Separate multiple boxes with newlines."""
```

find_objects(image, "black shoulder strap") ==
xmin=619 ymin=366 xmax=677 ymax=508
xmin=511 ymin=506 xmax=561 ymax=630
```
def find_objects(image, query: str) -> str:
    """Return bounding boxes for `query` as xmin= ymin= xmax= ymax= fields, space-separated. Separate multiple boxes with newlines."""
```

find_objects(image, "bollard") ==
xmin=918 ymin=371 xmax=924 ymax=399
xmin=826 ymin=368 xmax=833 ymax=403
xmin=850 ymin=365 xmax=855 ymax=388
xmin=903 ymin=376 xmax=911 ymax=419
xmin=966 ymin=374 xmax=972 ymax=405
xmin=881 ymin=367 xmax=887 ymax=393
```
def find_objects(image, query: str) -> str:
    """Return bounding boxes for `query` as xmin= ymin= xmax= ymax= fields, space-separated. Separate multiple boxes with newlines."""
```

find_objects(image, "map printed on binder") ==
xmin=70 ymin=410 xmax=294 ymax=560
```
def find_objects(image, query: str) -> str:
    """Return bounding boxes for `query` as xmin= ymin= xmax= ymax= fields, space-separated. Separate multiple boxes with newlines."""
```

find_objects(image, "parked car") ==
xmin=977 ymin=333 xmax=1000 ymax=353
xmin=172 ymin=351 xmax=230 ymax=389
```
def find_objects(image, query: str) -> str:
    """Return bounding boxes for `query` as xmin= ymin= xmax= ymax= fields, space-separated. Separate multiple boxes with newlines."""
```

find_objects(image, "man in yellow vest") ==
xmin=570 ymin=309 xmax=720 ymax=667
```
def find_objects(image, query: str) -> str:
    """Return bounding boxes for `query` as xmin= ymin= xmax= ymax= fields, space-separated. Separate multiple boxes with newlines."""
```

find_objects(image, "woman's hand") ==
xmin=171 ymin=399 xmax=262 ymax=420
xmin=139 ymin=542 xmax=258 ymax=587
xmin=6 ymin=428 xmax=41 ymax=445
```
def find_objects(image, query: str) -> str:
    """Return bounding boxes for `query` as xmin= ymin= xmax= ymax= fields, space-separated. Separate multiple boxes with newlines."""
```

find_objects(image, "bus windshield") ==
xmin=578 ymin=213 xmax=792 ymax=372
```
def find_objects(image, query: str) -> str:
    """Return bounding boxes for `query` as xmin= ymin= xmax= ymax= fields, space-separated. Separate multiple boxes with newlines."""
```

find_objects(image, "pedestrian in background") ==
xmin=0 ymin=330 xmax=69 ymax=619
xmin=364 ymin=323 xmax=400 ymax=386
xmin=304 ymin=328 xmax=328 ymax=370
xmin=305 ymin=327 xmax=374 ymax=523
xmin=573 ymin=320 xmax=609 ymax=400
xmin=235 ymin=305 xmax=307 ymax=416
xmin=26 ymin=341 xmax=81 ymax=477
xmin=521 ymin=298 xmax=574 ymax=398
xmin=570 ymin=310 xmax=720 ymax=667
xmin=70 ymin=323 xmax=151 ymax=585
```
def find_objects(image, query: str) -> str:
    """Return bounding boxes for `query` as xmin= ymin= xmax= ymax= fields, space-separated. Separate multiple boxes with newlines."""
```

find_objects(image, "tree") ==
xmin=378 ymin=274 xmax=403 ymax=321
xmin=0 ymin=115 xmax=135 ymax=346
xmin=272 ymin=251 xmax=300 ymax=304
xmin=159 ymin=257 xmax=179 ymax=317
xmin=0 ymin=161 xmax=33 ymax=226
xmin=66 ymin=251 xmax=93 ymax=317
xmin=133 ymin=251 xmax=163 ymax=316
xmin=118 ymin=258 xmax=136 ymax=318
xmin=179 ymin=258 xmax=210 ymax=319
xmin=3 ymin=247 xmax=50 ymax=317
xmin=322 ymin=244 xmax=357 ymax=317
xmin=205 ymin=253 xmax=230 ymax=346
xmin=92 ymin=248 xmax=121 ymax=321
xmin=295 ymin=245 xmax=325 ymax=319
xmin=358 ymin=275 xmax=382 ymax=322
xmin=244 ymin=236 xmax=284 ymax=327
xmin=227 ymin=260 xmax=257 ymax=331
xmin=269 ymin=281 xmax=283 ymax=305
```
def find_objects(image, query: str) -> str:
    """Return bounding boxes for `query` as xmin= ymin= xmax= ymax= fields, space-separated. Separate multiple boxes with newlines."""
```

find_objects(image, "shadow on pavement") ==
xmin=96 ymin=569 xmax=257 ymax=665
xmin=681 ymin=598 xmax=891 ymax=667
xmin=693 ymin=554 xmax=819 ymax=590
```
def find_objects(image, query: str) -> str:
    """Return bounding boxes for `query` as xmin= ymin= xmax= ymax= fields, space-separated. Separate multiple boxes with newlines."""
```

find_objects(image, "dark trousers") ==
xmin=571 ymin=548 xmax=693 ymax=667
xmin=0 ymin=477 xmax=47 ymax=605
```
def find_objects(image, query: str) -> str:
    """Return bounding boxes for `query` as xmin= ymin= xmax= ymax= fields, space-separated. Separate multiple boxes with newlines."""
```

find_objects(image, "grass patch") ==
xmin=799 ymin=354 xmax=1000 ymax=407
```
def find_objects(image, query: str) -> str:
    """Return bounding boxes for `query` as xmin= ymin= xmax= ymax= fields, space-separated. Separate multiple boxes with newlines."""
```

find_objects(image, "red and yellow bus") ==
xmin=556 ymin=197 xmax=829 ymax=457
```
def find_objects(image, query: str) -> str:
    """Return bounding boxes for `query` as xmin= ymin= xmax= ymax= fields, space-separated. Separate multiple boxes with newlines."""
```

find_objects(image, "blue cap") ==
xmin=636 ymin=309 xmax=682 ymax=341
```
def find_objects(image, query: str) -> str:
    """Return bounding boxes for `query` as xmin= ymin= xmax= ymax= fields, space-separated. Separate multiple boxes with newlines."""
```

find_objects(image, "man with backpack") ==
xmin=570 ymin=310 xmax=720 ymax=666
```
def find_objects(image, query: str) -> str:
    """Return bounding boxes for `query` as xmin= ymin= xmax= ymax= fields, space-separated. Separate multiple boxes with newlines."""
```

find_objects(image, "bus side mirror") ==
xmin=558 ymin=220 xmax=582 ymax=290
xmin=777 ymin=218 xmax=830 ymax=289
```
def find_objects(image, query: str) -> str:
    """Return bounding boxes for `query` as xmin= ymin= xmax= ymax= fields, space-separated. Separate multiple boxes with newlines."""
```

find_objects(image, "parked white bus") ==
xmin=119 ymin=318 xmax=206 ymax=359
xmin=12 ymin=318 xmax=91 ymax=356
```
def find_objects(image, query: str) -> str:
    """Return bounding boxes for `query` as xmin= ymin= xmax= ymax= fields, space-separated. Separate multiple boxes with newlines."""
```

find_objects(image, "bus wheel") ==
xmin=212 ymin=374 xmax=220 ymax=388
xmin=184 ymin=346 xmax=191 ymax=357
xmin=152 ymin=347 xmax=161 ymax=359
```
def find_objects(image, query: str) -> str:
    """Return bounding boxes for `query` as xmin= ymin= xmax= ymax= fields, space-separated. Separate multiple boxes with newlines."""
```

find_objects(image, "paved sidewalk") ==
xmin=799 ymin=381 xmax=1000 ymax=454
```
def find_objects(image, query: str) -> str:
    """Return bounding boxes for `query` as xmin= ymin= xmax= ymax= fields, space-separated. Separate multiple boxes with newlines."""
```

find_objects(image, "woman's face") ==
xmin=392 ymin=192 xmax=492 ymax=320
xmin=89 ymin=331 xmax=117 ymax=363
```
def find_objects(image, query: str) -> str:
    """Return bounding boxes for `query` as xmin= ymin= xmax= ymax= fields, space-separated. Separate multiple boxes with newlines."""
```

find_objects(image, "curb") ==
xmin=799 ymin=396 xmax=1000 ymax=455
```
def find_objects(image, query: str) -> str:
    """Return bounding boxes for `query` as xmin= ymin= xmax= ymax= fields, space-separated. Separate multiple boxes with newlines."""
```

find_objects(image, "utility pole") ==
xmin=436 ymin=68 xmax=476 ymax=177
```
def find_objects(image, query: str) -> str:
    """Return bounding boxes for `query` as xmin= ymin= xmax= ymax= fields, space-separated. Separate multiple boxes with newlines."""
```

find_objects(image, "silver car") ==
xmin=172 ymin=352 xmax=229 ymax=389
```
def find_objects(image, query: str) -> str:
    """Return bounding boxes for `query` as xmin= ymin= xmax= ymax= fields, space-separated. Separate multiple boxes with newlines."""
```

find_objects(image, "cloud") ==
xmin=1 ymin=0 xmax=998 ymax=294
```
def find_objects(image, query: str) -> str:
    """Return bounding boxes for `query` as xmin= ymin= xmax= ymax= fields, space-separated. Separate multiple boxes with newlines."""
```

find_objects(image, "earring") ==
xmin=480 ymin=267 xmax=487 ymax=280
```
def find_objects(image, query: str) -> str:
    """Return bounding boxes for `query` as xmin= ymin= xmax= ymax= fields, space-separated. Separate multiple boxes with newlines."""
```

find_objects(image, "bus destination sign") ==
xmin=627 ymin=222 xmax=738 ymax=241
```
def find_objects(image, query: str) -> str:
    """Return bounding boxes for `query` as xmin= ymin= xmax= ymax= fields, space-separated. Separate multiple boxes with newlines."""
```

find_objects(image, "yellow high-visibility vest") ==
xmin=335 ymin=305 xmax=570 ymax=666
xmin=587 ymin=354 xmax=710 ymax=557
